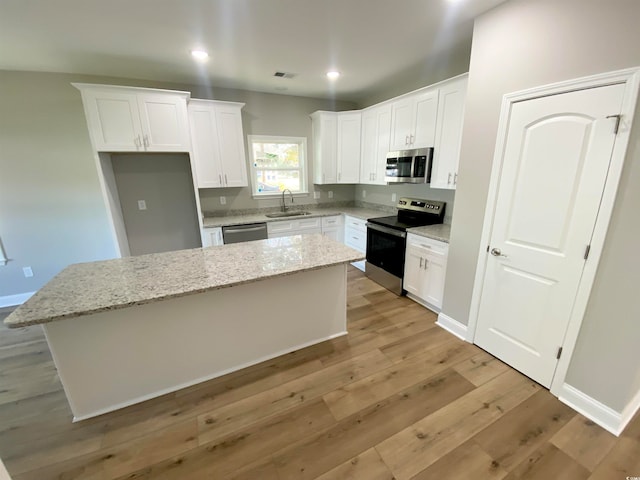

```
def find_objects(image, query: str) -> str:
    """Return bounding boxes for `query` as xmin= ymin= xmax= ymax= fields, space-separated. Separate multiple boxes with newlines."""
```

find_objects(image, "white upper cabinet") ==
xmin=188 ymin=99 xmax=248 ymax=189
xmin=311 ymin=111 xmax=338 ymax=184
xmin=430 ymin=75 xmax=468 ymax=190
xmin=360 ymin=103 xmax=391 ymax=185
xmin=389 ymin=88 xmax=439 ymax=150
xmin=336 ymin=112 xmax=361 ymax=183
xmin=311 ymin=111 xmax=361 ymax=184
xmin=74 ymin=84 xmax=191 ymax=152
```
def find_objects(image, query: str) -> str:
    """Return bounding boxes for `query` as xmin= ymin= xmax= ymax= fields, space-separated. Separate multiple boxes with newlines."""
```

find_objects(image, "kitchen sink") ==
xmin=265 ymin=211 xmax=312 ymax=218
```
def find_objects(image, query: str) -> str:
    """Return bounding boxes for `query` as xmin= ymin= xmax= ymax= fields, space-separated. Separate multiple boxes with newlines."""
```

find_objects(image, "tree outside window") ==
xmin=249 ymin=135 xmax=307 ymax=196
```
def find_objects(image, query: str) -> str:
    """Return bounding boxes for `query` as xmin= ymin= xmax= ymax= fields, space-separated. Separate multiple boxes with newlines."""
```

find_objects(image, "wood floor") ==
xmin=0 ymin=267 xmax=638 ymax=479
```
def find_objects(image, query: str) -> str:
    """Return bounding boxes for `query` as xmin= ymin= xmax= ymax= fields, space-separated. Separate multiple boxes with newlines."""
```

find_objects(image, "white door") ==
xmin=475 ymin=83 xmax=625 ymax=388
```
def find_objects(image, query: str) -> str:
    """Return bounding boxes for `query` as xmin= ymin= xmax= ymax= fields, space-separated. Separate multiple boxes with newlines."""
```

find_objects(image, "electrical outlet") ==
xmin=313 ymin=191 xmax=320 ymax=199
xmin=328 ymin=191 xmax=333 ymax=199
xmin=391 ymin=193 xmax=397 ymax=202
xmin=220 ymin=196 xmax=226 ymax=205
xmin=137 ymin=200 xmax=147 ymax=210
xmin=362 ymin=190 xmax=367 ymax=198
xmin=22 ymin=266 xmax=33 ymax=278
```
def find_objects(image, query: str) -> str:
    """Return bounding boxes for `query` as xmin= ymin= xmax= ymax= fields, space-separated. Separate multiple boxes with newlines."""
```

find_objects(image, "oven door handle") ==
xmin=366 ymin=223 xmax=407 ymax=239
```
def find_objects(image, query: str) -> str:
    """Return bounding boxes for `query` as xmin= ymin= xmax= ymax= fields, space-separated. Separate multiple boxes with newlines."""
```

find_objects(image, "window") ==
xmin=248 ymin=135 xmax=307 ymax=196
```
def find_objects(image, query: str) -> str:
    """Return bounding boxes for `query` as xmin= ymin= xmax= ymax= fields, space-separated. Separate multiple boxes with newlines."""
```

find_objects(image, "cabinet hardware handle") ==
xmin=447 ymin=173 xmax=452 ymax=184
xmin=410 ymin=134 xmax=414 ymax=144
xmin=424 ymin=259 xmax=429 ymax=270
xmin=224 ymin=174 xmax=228 ymax=185
xmin=454 ymin=173 xmax=458 ymax=185
xmin=419 ymin=257 xmax=423 ymax=268
xmin=405 ymin=134 xmax=409 ymax=146
xmin=218 ymin=174 xmax=222 ymax=185
xmin=134 ymin=136 xmax=140 ymax=148
xmin=143 ymin=134 xmax=149 ymax=148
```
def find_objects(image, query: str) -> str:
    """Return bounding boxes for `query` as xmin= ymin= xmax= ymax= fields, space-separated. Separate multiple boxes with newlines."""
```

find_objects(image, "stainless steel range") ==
xmin=366 ymin=197 xmax=445 ymax=295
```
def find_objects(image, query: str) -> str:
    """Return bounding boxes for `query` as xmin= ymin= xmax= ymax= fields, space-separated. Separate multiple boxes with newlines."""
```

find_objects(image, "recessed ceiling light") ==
xmin=191 ymin=50 xmax=209 ymax=61
xmin=326 ymin=71 xmax=341 ymax=80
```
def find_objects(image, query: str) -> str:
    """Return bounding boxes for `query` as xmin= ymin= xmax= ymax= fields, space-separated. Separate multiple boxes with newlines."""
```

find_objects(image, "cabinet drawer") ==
xmin=322 ymin=215 xmax=343 ymax=228
xmin=406 ymin=233 xmax=448 ymax=255
xmin=344 ymin=215 xmax=366 ymax=233
xmin=267 ymin=217 xmax=322 ymax=235
xmin=345 ymin=228 xmax=366 ymax=252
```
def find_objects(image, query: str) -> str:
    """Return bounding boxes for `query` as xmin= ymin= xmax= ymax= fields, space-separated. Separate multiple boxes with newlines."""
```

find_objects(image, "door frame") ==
xmin=466 ymin=67 xmax=640 ymax=396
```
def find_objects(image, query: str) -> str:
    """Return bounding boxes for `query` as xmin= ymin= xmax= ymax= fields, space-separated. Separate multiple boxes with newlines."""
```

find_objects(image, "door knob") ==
xmin=490 ymin=248 xmax=507 ymax=258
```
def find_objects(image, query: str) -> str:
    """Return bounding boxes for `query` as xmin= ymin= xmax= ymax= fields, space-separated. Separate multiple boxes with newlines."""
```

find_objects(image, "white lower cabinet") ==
xmin=403 ymin=233 xmax=448 ymax=311
xmin=321 ymin=215 xmax=344 ymax=242
xmin=267 ymin=217 xmax=322 ymax=238
xmin=344 ymin=215 xmax=367 ymax=271
xmin=202 ymin=227 xmax=224 ymax=247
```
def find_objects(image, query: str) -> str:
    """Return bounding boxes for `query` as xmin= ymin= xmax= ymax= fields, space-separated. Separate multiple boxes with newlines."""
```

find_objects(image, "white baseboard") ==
xmin=0 ymin=291 xmax=35 ymax=308
xmin=619 ymin=384 xmax=640 ymax=435
xmin=558 ymin=383 xmax=628 ymax=436
xmin=436 ymin=312 xmax=469 ymax=342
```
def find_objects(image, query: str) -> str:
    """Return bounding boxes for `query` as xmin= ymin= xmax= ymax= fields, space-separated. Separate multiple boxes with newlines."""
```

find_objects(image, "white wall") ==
xmin=443 ymin=0 xmax=640 ymax=412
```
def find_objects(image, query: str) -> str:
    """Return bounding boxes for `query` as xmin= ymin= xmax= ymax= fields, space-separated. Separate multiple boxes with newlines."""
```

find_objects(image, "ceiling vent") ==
xmin=274 ymin=71 xmax=297 ymax=79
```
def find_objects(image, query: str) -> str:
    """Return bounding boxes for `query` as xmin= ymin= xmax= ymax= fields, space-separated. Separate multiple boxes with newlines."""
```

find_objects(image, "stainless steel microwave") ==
xmin=385 ymin=148 xmax=433 ymax=184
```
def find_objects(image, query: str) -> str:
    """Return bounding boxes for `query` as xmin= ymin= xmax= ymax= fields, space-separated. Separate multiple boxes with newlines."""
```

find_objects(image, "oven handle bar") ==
xmin=366 ymin=222 xmax=407 ymax=239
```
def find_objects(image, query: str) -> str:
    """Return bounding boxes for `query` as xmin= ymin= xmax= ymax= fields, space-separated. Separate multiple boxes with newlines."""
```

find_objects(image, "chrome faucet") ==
xmin=281 ymin=188 xmax=294 ymax=212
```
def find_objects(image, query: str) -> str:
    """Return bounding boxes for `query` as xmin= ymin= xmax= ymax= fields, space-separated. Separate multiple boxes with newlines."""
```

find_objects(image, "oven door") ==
xmin=366 ymin=223 xmax=407 ymax=278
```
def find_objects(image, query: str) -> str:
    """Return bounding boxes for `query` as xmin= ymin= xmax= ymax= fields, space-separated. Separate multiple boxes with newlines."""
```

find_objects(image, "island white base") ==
xmin=43 ymin=264 xmax=348 ymax=421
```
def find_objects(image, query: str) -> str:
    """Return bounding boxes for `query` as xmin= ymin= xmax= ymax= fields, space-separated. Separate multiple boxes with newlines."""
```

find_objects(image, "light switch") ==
xmin=362 ymin=190 xmax=367 ymax=198
xmin=137 ymin=200 xmax=147 ymax=210
xmin=391 ymin=193 xmax=397 ymax=202
xmin=313 ymin=191 xmax=320 ymax=199
xmin=328 ymin=191 xmax=333 ymax=199
xmin=23 ymin=266 xmax=33 ymax=278
xmin=220 ymin=196 xmax=226 ymax=205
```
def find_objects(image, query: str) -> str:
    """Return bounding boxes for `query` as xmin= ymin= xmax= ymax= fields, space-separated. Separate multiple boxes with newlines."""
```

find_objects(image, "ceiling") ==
xmin=0 ymin=0 xmax=506 ymax=102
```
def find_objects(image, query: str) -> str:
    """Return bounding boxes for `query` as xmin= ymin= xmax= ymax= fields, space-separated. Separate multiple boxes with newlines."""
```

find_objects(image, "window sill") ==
xmin=251 ymin=192 xmax=309 ymax=199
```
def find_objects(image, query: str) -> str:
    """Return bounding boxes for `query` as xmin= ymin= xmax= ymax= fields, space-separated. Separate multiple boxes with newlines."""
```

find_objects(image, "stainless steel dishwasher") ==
xmin=222 ymin=223 xmax=268 ymax=244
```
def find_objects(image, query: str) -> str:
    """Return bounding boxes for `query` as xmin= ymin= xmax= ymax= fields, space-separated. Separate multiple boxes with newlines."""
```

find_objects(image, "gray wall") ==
xmin=0 ymin=71 xmax=355 ymax=298
xmin=0 ymin=72 xmax=118 ymax=297
xmin=354 ymin=184 xmax=455 ymax=224
xmin=442 ymin=0 xmax=640 ymax=411
xmin=111 ymin=154 xmax=201 ymax=255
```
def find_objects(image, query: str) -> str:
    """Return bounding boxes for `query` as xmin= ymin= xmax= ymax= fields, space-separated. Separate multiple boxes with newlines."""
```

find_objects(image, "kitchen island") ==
xmin=5 ymin=234 xmax=363 ymax=421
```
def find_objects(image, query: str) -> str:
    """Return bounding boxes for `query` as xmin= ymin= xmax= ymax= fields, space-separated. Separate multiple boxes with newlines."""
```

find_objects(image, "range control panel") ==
xmin=397 ymin=197 xmax=445 ymax=213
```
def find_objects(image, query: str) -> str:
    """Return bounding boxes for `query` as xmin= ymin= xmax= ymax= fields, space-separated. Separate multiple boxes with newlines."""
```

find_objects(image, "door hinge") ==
xmin=584 ymin=244 xmax=591 ymax=260
xmin=556 ymin=346 xmax=563 ymax=360
xmin=606 ymin=114 xmax=622 ymax=134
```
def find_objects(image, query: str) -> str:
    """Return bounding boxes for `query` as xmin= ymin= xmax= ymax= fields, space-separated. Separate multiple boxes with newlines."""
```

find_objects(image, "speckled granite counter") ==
xmin=201 ymin=207 xmax=390 ymax=228
xmin=407 ymin=223 xmax=451 ymax=243
xmin=5 ymin=234 xmax=364 ymax=328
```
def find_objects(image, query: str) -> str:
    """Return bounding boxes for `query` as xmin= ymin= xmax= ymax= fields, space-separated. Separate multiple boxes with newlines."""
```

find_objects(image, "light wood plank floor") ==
xmin=0 ymin=267 xmax=638 ymax=479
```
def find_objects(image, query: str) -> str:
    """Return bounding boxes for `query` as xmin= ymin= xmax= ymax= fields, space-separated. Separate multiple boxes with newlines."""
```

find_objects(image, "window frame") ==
xmin=248 ymin=135 xmax=308 ymax=198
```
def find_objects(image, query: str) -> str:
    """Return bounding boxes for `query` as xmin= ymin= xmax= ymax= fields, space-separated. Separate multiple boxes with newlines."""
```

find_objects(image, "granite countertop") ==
xmin=407 ymin=224 xmax=451 ymax=243
xmin=201 ymin=206 xmax=390 ymax=228
xmin=5 ymin=234 xmax=364 ymax=329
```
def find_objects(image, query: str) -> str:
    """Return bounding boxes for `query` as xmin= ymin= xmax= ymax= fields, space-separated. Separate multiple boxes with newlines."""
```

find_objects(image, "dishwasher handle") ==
xmin=223 ymin=225 xmax=267 ymax=234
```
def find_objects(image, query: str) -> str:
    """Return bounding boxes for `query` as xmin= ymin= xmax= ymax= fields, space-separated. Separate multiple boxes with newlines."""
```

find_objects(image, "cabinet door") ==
xmin=202 ymin=227 xmax=223 ymax=247
xmin=431 ymin=76 xmax=468 ymax=190
xmin=337 ymin=112 xmax=361 ymax=183
xmin=411 ymin=89 xmax=439 ymax=148
xmin=83 ymin=89 xmax=143 ymax=151
xmin=389 ymin=97 xmax=414 ymax=150
xmin=422 ymin=249 xmax=447 ymax=309
xmin=403 ymin=245 xmax=426 ymax=297
xmin=137 ymin=94 xmax=190 ymax=152
xmin=312 ymin=112 xmax=337 ymax=184
xmin=374 ymin=104 xmax=392 ymax=184
xmin=215 ymin=104 xmax=248 ymax=187
xmin=188 ymin=103 xmax=223 ymax=188
xmin=360 ymin=105 xmax=391 ymax=185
